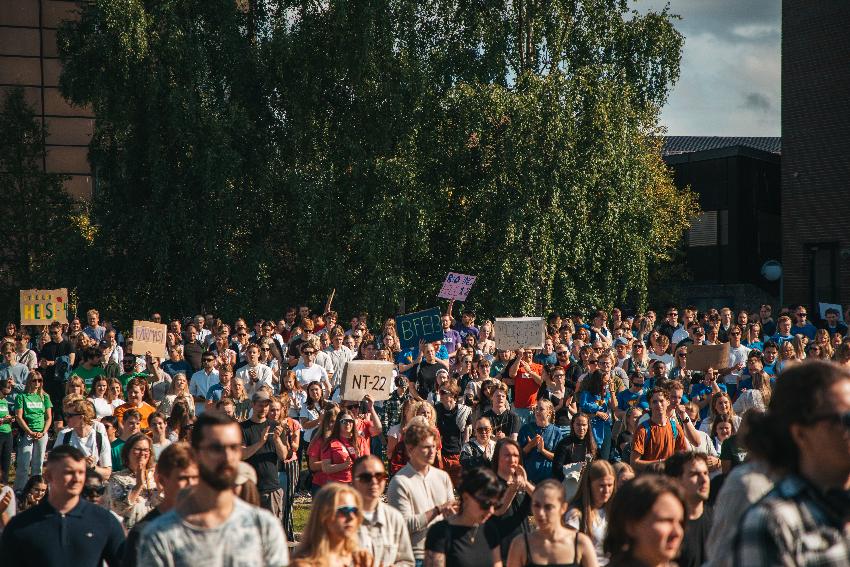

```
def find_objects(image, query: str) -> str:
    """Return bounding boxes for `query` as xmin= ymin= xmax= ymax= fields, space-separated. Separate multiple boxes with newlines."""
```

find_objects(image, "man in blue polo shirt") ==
xmin=0 ymin=445 xmax=125 ymax=566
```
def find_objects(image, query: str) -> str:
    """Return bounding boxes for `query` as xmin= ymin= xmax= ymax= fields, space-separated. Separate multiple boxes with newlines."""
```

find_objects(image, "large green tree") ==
xmin=58 ymin=0 xmax=697 ymax=322
xmin=0 ymin=88 xmax=84 ymax=321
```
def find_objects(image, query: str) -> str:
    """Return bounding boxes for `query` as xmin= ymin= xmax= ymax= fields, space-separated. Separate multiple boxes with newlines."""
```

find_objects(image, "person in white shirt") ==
xmin=387 ymin=424 xmax=457 ymax=564
xmin=324 ymin=331 xmax=353 ymax=389
xmin=54 ymin=398 xmax=112 ymax=480
xmin=353 ymin=455 xmax=415 ymax=567
xmin=190 ymin=354 xmax=220 ymax=415
xmin=720 ymin=325 xmax=750 ymax=396
xmin=236 ymin=343 xmax=275 ymax=397
xmin=293 ymin=343 xmax=331 ymax=395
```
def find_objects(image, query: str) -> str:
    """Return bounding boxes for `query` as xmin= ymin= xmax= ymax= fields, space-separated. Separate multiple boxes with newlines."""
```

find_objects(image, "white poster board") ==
xmin=340 ymin=360 xmax=394 ymax=402
xmin=819 ymin=302 xmax=844 ymax=322
xmin=437 ymin=272 xmax=477 ymax=301
xmin=494 ymin=317 xmax=546 ymax=350
xmin=130 ymin=320 xmax=168 ymax=359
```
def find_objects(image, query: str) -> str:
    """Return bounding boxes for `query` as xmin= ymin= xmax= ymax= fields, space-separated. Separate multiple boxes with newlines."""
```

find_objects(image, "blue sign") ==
xmin=395 ymin=307 xmax=442 ymax=348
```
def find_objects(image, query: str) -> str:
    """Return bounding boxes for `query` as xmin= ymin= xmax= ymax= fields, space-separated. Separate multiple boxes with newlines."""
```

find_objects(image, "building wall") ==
xmin=782 ymin=1 xmax=850 ymax=308
xmin=0 ymin=0 xmax=92 ymax=198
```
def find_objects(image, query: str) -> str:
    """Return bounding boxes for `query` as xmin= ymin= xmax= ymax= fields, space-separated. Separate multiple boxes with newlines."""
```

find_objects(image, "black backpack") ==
xmin=61 ymin=429 xmax=104 ymax=454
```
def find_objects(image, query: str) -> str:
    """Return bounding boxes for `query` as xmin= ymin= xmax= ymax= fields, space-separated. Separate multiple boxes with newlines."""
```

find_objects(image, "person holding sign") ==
xmin=505 ymin=348 xmax=543 ymax=424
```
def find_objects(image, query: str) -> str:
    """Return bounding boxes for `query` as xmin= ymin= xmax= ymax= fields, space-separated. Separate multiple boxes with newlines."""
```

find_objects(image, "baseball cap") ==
xmin=251 ymin=390 xmax=271 ymax=403
xmin=614 ymin=337 xmax=629 ymax=347
xmin=99 ymin=339 xmax=110 ymax=349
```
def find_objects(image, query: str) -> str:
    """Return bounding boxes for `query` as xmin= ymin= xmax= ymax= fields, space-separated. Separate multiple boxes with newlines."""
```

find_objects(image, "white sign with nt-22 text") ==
xmin=340 ymin=360 xmax=395 ymax=402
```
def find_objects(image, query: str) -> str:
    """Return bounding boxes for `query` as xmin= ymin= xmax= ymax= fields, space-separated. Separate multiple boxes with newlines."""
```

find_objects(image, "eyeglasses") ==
xmin=82 ymin=485 xmax=106 ymax=498
xmin=352 ymin=334 xmax=362 ymax=339
xmin=588 ymin=360 xmax=598 ymax=365
xmin=677 ymin=353 xmax=687 ymax=358
xmin=238 ymin=333 xmax=248 ymax=337
xmin=799 ymin=312 xmax=808 ymax=317
xmin=476 ymin=427 xmax=492 ymax=433
xmin=132 ymin=447 xmax=152 ymax=454
xmin=438 ymin=390 xmax=452 ymax=396
xmin=336 ymin=506 xmax=359 ymax=517
xmin=556 ymin=352 xmax=569 ymax=356
xmin=355 ymin=472 xmax=388 ymax=483
xmin=302 ymin=351 xmax=316 ymax=356
xmin=340 ymin=418 xmax=355 ymax=425
xmin=261 ymin=348 xmax=270 ymax=351
xmin=203 ymin=358 xmax=215 ymax=362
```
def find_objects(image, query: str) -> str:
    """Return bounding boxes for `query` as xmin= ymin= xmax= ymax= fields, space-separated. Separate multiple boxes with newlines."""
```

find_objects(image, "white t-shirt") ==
xmin=138 ymin=497 xmax=289 ymax=567
xmin=294 ymin=364 xmax=328 ymax=389
xmin=726 ymin=345 xmax=751 ymax=384
xmin=235 ymin=364 xmax=274 ymax=397
xmin=53 ymin=425 xmax=112 ymax=469
xmin=90 ymin=396 xmax=114 ymax=419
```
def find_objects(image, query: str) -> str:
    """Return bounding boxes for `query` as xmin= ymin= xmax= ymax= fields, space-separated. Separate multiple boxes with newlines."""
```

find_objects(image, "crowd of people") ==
xmin=0 ymin=302 xmax=848 ymax=566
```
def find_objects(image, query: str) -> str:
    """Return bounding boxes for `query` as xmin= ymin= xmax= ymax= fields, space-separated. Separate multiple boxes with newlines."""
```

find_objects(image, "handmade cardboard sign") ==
xmin=438 ymin=272 xmax=477 ymax=301
xmin=340 ymin=360 xmax=394 ymax=402
xmin=130 ymin=320 xmax=168 ymax=359
xmin=685 ymin=343 xmax=730 ymax=372
xmin=494 ymin=317 xmax=546 ymax=350
xmin=395 ymin=307 xmax=442 ymax=348
xmin=819 ymin=302 xmax=844 ymax=322
xmin=20 ymin=289 xmax=69 ymax=325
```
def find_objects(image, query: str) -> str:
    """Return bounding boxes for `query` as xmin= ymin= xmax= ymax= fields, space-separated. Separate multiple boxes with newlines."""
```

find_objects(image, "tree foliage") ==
xmin=57 ymin=0 xmax=697 ymax=322
xmin=0 ymin=88 xmax=85 ymax=321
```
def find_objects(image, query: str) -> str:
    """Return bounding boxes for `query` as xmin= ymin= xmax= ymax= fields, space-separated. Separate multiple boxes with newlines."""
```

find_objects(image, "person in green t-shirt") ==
xmin=13 ymin=371 xmax=53 ymax=491
xmin=108 ymin=409 xmax=142 ymax=471
xmin=70 ymin=346 xmax=106 ymax=388
xmin=0 ymin=379 xmax=15 ymax=484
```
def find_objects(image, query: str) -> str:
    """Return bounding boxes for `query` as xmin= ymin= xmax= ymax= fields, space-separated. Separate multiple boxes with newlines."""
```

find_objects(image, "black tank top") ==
xmin=523 ymin=529 xmax=581 ymax=567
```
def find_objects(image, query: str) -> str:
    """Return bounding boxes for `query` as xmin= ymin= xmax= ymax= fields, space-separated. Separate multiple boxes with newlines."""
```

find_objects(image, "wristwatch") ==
xmin=681 ymin=415 xmax=691 ymax=423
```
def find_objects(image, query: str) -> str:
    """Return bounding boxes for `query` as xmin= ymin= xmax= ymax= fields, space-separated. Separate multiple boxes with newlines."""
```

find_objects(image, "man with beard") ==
xmin=138 ymin=411 xmax=289 ymax=566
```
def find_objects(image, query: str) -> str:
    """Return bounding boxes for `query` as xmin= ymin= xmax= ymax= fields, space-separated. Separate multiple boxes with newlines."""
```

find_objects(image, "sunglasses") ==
xmin=588 ymin=360 xmax=598 ymax=365
xmin=336 ymin=506 xmax=359 ymax=517
xmin=82 ymin=485 xmax=106 ymax=498
xmin=472 ymin=494 xmax=498 ymax=510
xmin=355 ymin=472 xmax=388 ymax=483
xmin=339 ymin=418 xmax=355 ymax=425
xmin=476 ymin=427 xmax=492 ymax=433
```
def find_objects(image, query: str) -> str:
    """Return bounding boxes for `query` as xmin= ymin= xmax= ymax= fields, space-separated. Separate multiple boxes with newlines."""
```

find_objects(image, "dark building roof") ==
xmin=662 ymin=136 xmax=781 ymax=156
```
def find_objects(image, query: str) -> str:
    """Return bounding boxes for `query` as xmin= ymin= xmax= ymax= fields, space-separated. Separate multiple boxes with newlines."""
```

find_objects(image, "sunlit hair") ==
xmin=293 ymin=483 xmax=363 ymax=565
xmin=570 ymin=459 xmax=617 ymax=538
xmin=65 ymin=375 xmax=85 ymax=396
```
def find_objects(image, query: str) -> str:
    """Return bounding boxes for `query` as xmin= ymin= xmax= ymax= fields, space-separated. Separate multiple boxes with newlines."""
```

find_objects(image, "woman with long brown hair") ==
xmin=321 ymin=408 xmax=369 ymax=484
xmin=307 ymin=403 xmax=339 ymax=495
xmin=566 ymin=460 xmax=617 ymax=566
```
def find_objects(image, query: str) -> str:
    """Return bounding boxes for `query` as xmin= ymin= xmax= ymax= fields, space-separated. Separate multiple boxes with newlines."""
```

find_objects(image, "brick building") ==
xmin=0 ymin=1 xmax=92 ymax=198
xmin=782 ymin=1 xmax=850 ymax=309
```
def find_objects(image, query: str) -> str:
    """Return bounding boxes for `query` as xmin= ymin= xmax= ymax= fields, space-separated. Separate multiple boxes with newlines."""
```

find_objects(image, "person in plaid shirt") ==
xmin=734 ymin=360 xmax=850 ymax=567
xmin=382 ymin=374 xmax=410 ymax=432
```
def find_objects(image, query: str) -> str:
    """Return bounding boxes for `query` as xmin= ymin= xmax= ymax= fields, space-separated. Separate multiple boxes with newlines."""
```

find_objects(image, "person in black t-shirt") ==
xmin=481 ymin=383 xmax=521 ymax=441
xmin=664 ymin=452 xmax=712 ymax=567
xmin=425 ymin=466 xmax=505 ymax=567
xmin=435 ymin=379 xmax=472 ymax=486
xmin=240 ymin=390 xmax=288 ymax=521
xmin=412 ymin=342 xmax=446 ymax=401
xmin=38 ymin=322 xmax=73 ymax=423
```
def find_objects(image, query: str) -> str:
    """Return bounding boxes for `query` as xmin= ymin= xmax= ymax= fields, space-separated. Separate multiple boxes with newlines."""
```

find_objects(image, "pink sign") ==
xmin=438 ymin=272 xmax=477 ymax=301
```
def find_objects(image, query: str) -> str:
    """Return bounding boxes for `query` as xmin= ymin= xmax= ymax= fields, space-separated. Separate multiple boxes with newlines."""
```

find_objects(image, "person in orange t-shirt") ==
xmin=507 ymin=348 xmax=543 ymax=424
xmin=113 ymin=377 xmax=157 ymax=429
xmin=631 ymin=387 xmax=687 ymax=469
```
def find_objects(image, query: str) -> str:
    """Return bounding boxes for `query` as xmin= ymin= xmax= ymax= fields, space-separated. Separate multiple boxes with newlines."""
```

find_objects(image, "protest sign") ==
xmin=686 ymin=343 xmax=730 ymax=372
xmin=130 ymin=320 xmax=168 ymax=359
xmin=20 ymin=288 xmax=69 ymax=325
xmin=494 ymin=317 xmax=546 ymax=350
xmin=819 ymin=302 xmax=844 ymax=322
xmin=340 ymin=360 xmax=395 ymax=402
xmin=395 ymin=307 xmax=442 ymax=348
xmin=437 ymin=272 xmax=477 ymax=301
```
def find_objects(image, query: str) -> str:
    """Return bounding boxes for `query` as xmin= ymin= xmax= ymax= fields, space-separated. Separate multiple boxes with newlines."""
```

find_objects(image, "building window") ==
xmin=688 ymin=210 xmax=728 ymax=247
xmin=809 ymin=243 xmax=839 ymax=305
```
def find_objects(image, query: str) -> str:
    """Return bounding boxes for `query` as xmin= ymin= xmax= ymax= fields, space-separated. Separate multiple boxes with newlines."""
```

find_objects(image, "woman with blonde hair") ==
xmin=105 ymin=377 xmax=125 ymax=409
xmin=566 ymin=459 xmax=617 ymax=566
xmin=292 ymin=482 xmax=372 ymax=567
xmin=792 ymin=334 xmax=807 ymax=360
xmin=776 ymin=340 xmax=800 ymax=373
xmin=14 ymin=371 xmax=52 ymax=491
xmin=229 ymin=375 xmax=251 ymax=420
xmin=813 ymin=328 xmax=834 ymax=359
xmin=65 ymin=375 xmax=86 ymax=398
xmin=629 ymin=341 xmax=649 ymax=376
xmin=159 ymin=373 xmax=195 ymax=418
xmin=698 ymin=391 xmax=741 ymax=434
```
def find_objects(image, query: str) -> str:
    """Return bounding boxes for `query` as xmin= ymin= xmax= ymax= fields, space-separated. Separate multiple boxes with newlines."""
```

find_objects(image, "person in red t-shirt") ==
xmin=320 ymin=409 xmax=370 ymax=483
xmin=506 ymin=348 xmax=543 ymax=424
xmin=631 ymin=387 xmax=687 ymax=470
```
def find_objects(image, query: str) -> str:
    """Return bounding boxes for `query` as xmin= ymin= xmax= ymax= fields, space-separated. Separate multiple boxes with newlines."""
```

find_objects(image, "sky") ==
xmin=634 ymin=0 xmax=781 ymax=136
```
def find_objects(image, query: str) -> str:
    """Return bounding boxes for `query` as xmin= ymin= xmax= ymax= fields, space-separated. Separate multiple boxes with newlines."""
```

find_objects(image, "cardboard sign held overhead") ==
xmin=340 ymin=360 xmax=394 ymax=402
xmin=819 ymin=302 xmax=844 ymax=322
xmin=494 ymin=317 xmax=546 ymax=350
xmin=130 ymin=320 xmax=168 ymax=359
xmin=438 ymin=272 xmax=477 ymax=301
xmin=395 ymin=307 xmax=442 ymax=348
xmin=20 ymin=288 xmax=69 ymax=326
xmin=685 ymin=343 xmax=730 ymax=372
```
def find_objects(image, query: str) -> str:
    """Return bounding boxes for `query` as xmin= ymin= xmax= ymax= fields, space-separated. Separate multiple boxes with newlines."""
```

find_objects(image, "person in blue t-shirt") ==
xmin=790 ymin=305 xmax=817 ymax=340
xmin=440 ymin=315 xmax=461 ymax=359
xmin=770 ymin=315 xmax=795 ymax=345
xmin=818 ymin=308 xmax=849 ymax=337
xmin=689 ymin=368 xmax=725 ymax=421
xmin=615 ymin=371 xmax=648 ymax=419
xmin=453 ymin=309 xmax=479 ymax=341
xmin=517 ymin=399 xmax=564 ymax=483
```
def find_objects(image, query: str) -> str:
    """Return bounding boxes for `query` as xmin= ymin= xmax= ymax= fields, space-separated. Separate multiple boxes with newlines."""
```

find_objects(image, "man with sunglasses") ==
xmin=190 ymin=353 xmax=220 ymax=416
xmin=353 ymin=455 xmax=415 ymax=567
xmin=719 ymin=325 xmax=750 ymax=400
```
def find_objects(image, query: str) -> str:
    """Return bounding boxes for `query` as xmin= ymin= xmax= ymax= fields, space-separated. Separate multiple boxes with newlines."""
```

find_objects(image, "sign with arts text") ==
xmin=20 ymin=288 xmax=69 ymax=326
xmin=494 ymin=317 xmax=546 ymax=350
xmin=437 ymin=272 xmax=477 ymax=301
xmin=340 ymin=360 xmax=394 ymax=402
xmin=395 ymin=307 xmax=443 ymax=349
xmin=685 ymin=343 xmax=730 ymax=372
xmin=130 ymin=320 xmax=168 ymax=359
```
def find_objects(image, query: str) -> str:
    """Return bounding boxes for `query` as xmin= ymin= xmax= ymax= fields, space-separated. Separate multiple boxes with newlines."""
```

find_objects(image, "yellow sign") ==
xmin=20 ymin=288 xmax=69 ymax=326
